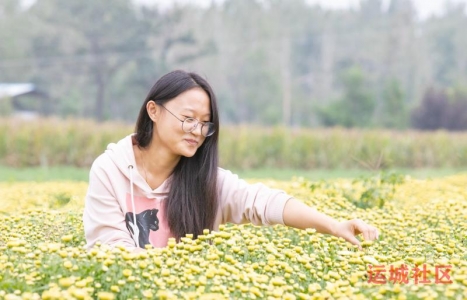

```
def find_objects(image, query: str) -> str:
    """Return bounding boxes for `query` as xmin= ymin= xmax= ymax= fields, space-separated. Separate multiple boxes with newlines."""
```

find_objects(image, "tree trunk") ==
xmin=95 ymin=71 xmax=105 ymax=122
xmin=90 ymin=39 xmax=106 ymax=122
xmin=281 ymin=37 xmax=291 ymax=126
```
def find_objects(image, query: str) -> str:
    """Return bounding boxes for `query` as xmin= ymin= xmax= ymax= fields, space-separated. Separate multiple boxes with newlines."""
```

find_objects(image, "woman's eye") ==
xmin=184 ymin=118 xmax=196 ymax=123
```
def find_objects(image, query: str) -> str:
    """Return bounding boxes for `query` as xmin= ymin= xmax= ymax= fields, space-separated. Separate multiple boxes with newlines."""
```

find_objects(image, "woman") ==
xmin=83 ymin=70 xmax=379 ymax=251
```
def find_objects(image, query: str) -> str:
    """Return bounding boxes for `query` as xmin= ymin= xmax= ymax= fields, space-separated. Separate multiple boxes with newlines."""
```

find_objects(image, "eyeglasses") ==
xmin=158 ymin=104 xmax=215 ymax=137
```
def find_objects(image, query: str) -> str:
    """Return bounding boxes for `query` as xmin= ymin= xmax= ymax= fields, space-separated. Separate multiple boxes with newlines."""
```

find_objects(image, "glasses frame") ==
xmin=158 ymin=103 xmax=215 ymax=137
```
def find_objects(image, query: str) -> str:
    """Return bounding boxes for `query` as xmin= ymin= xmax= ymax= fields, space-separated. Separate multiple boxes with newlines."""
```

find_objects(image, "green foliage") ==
xmin=317 ymin=66 xmax=376 ymax=128
xmin=1 ymin=165 xmax=463 ymax=182
xmin=0 ymin=118 xmax=132 ymax=167
xmin=3 ymin=118 xmax=467 ymax=170
xmin=0 ymin=165 xmax=89 ymax=182
xmin=380 ymin=79 xmax=407 ymax=129
xmin=308 ymin=171 xmax=406 ymax=209
xmin=1 ymin=0 xmax=467 ymax=129
xmin=53 ymin=192 xmax=72 ymax=207
xmin=347 ymin=171 xmax=406 ymax=209
xmin=0 ymin=97 xmax=13 ymax=117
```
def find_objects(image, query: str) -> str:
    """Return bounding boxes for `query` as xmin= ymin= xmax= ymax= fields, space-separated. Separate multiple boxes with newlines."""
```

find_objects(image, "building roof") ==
xmin=0 ymin=83 xmax=36 ymax=98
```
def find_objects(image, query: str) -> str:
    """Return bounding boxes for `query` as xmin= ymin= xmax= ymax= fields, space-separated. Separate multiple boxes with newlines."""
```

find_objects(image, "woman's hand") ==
xmin=283 ymin=199 xmax=380 ymax=250
xmin=333 ymin=219 xmax=379 ymax=250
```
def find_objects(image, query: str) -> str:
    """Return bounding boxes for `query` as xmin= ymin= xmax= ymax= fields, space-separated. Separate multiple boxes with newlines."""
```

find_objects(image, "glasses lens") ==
xmin=202 ymin=123 xmax=215 ymax=137
xmin=182 ymin=118 xmax=197 ymax=133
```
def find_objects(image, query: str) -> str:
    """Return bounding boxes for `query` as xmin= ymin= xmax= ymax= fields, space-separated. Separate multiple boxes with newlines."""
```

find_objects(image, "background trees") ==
xmin=1 ymin=0 xmax=466 ymax=130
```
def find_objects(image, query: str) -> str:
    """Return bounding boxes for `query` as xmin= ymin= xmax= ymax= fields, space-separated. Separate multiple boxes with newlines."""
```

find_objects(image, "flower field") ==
xmin=0 ymin=174 xmax=466 ymax=300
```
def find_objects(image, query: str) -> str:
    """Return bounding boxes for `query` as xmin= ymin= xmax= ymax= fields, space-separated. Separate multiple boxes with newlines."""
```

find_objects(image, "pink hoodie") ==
xmin=83 ymin=134 xmax=293 ymax=250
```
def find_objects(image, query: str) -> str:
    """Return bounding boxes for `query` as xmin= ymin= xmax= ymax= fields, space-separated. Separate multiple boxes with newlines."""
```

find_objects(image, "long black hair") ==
xmin=135 ymin=70 xmax=219 ymax=240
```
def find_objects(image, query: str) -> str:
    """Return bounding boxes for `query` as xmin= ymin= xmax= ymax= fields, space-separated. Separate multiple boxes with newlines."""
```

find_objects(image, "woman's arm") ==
xmin=283 ymin=198 xmax=379 ymax=250
xmin=217 ymin=168 xmax=379 ymax=249
xmin=217 ymin=168 xmax=292 ymax=226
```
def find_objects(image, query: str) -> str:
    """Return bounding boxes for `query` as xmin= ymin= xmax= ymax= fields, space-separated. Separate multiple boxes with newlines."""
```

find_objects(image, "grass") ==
xmin=234 ymin=167 xmax=467 ymax=180
xmin=0 ymin=166 xmax=90 ymax=182
xmin=0 ymin=165 xmax=465 ymax=182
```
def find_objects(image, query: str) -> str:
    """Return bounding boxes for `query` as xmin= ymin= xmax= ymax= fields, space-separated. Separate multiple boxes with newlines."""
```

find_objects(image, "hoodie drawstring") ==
xmin=128 ymin=165 xmax=140 ymax=248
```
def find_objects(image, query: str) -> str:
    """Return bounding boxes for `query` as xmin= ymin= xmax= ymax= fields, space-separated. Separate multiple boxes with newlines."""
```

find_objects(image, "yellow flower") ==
xmin=97 ymin=292 xmax=115 ymax=300
xmin=58 ymin=277 xmax=75 ymax=288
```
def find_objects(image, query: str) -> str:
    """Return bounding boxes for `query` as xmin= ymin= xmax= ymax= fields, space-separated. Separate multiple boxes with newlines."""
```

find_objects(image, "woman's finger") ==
xmin=354 ymin=220 xmax=378 ymax=241
xmin=343 ymin=232 xmax=362 ymax=250
xmin=372 ymin=227 xmax=379 ymax=240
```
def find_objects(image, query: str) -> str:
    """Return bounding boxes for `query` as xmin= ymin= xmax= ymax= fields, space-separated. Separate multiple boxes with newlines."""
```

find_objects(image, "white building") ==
xmin=0 ymin=83 xmax=47 ymax=119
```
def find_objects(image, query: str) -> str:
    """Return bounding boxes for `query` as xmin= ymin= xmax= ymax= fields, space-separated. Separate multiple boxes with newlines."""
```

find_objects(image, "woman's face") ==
xmin=150 ymin=87 xmax=211 ymax=158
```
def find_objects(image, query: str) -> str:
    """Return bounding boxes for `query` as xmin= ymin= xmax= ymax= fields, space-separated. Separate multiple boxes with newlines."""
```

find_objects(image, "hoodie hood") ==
xmin=105 ymin=134 xmax=171 ymax=198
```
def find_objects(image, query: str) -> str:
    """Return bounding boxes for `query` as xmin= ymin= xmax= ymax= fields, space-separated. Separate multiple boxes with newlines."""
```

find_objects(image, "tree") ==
xmin=206 ymin=0 xmax=284 ymax=124
xmin=444 ymin=85 xmax=467 ymax=131
xmin=423 ymin=3 xmax=467 ymax=87
xmin=411 ymin=87 xmax=446 ymax=130
xmin=29 ymin=0 xmax=145 ymax=121
xmin=379 ymin=79 xmax=407 ymax=129
xmin=411 ymin=86 xmax=467 ymax=131
xmin=0 ymin=0 xmax=32 ymax=82
xmin=318 ymin=66 xmax=376 ymax=128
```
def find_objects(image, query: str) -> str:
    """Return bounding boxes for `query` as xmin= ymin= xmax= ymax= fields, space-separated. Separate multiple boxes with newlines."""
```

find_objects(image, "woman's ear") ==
xmin=146 ymin=101 xmax=159 ymax=122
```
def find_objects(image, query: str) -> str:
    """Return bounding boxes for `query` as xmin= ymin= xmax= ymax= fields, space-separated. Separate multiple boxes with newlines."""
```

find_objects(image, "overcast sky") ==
xmin=134 ymin=0 xmax=467 ymax=20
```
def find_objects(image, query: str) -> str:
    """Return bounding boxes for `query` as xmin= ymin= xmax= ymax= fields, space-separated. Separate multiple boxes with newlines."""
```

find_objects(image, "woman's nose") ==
xmin=192 ymin=123 xmax=203 ymax=136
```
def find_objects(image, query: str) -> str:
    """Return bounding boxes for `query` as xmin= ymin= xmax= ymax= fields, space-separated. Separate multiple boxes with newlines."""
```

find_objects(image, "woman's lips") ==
xmin=185 ymin=139 xmax=198 ymax=146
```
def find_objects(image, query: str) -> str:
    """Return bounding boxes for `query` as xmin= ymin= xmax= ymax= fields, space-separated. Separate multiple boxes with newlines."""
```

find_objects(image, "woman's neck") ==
xmin=135 ymin=140 xmax=180 ymax=190
xmin=143 ymin=143 xmax=180 ymax=175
